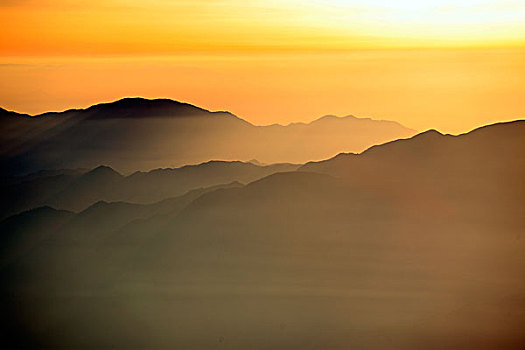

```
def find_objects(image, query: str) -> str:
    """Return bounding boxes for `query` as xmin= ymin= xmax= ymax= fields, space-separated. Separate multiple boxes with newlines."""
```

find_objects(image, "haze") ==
xmin=1 ymin=2 xmax=525 ymax=348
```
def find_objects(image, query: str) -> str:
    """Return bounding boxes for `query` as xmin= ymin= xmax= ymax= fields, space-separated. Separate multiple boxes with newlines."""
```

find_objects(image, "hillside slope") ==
xmin=1 ymin=121 xmax=523 ymax=349
xmin=1 ymin=98 xmax=416 ymax=174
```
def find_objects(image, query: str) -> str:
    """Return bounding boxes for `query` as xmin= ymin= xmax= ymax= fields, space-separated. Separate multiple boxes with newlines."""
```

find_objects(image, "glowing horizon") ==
xmin=1 ymin=0 xmax=525 ymax=133
xmin=2 ymin=0 xmax=525 ymax=56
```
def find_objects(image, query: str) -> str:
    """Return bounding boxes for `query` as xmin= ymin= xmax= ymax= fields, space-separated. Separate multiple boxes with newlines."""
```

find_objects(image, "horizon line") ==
xmin=1 ymin=96 xmax=417 ymax=130
xmin=2 ymin=96 xmax=525 ymax=135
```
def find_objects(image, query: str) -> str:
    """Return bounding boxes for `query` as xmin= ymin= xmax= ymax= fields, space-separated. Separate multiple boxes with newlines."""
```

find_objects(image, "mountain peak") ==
xmin=79 ymin=97 xmax=210 ymax=119
xmin=92 ymin=97 xmax=192 ymax=109
xmin=85 ymin=165 xmax=122 ymax=178
xmin=418 ymin=129 xmax=443 ymax=136
xmin=2 ymin=98 xmax=418 ymax=174
xmin=313 ymin=114 xmax=358 ymax=123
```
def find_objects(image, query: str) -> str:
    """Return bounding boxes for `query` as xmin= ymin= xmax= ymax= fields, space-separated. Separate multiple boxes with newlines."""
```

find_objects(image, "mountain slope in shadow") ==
xmin=1 ymin=97 xmax=416 ymax=174
xmin=0 ymin=120 xmax=523 ymax=349
xmin=0 ymin=160 xmax=298 ymax=218
xmin=301 ymin=120 xmax=525 ymax=219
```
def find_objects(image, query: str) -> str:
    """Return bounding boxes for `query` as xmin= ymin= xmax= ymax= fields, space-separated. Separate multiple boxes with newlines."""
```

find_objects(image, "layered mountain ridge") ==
xmin=0 ymin=159 xmax=299 ymax=219
xmin=1 ymin=118 xmax=524 ymax=349
xmin=0 ymin=97 xmax=416 ymax=174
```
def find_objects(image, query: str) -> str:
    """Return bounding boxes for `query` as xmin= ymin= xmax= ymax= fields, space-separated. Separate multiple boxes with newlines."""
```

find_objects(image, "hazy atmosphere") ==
xmin=1 ymin=1 xmax=524 ymax=349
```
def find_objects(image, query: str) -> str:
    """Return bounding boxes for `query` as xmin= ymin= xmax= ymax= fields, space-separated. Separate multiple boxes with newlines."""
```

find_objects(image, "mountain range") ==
xmin=1 ymin=120 xmax=524 ymax=349
xmin=0 ymin=97 xmax=416 ymax=174
xmin=0 ymin=160 xmax=298 ymax=219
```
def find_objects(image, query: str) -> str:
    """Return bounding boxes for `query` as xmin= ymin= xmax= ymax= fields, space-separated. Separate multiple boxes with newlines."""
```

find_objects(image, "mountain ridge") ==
xmin=1 ymin=118 xmax=524 ymax=349
xmin=1 ymin=97 xmax=417 ymax=174
xmin=301 ymin=119 xmax=525 ymax=169
xmin=0 ymin=160 xmax=299 ymax=218
xmin=2 ymin=97 xmax=414 ymax=129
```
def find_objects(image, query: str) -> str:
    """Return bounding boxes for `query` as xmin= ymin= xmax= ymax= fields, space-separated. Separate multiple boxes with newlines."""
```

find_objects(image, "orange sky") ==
xmin=1 ymin=0 xmax=525 ymax=132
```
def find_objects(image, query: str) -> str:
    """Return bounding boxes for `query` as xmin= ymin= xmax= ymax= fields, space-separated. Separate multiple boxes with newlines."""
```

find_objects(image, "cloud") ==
xmin=0 ymin=63 xmax=34 ymax=67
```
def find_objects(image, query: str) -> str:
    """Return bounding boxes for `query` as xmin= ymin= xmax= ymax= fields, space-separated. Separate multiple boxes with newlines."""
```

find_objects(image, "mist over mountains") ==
xmin=0 ymin=97 xmax=416 ymax=175
xmin=1 ymin=119 xmax=524 ymax=349
xmin=0 ymin=160 xmax=298 ymax=220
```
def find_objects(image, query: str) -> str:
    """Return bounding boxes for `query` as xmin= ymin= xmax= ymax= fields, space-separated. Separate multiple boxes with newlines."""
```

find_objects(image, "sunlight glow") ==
xmin=1 ymin=0 xmax=524 ymax=57
xmin=1 ymin=1 xmax=524 ymax=132
xmin=289 ymin=0 xmax=525 ymax=45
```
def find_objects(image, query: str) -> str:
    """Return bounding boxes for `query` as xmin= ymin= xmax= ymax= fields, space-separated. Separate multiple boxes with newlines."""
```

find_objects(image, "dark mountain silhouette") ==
xmin=48 ymin=181 xmax=244 ymax=245
xmin=0 ymin=168 xmax=86 ymax=220
xmin=0 ymin=107 xmax=31 ymax=118
xmin=0 ymin=181 xmax=242 ymax=270
xmin=1 ymin=120 xmax=523 ymax=349
xmin=300 ymin=120 xmax=525 ymax=206
xmin=0 ymin=97 xmax=416 ymax=174
xmin=49 ymin=97 xmax=228 ymax=120
xmin=0 ymin=160 xmax=298 ymax=218
xmin=0 ymin=168 xmax=88 ymax=186
xmin=0 ymin=206 xmax=74 ymax=269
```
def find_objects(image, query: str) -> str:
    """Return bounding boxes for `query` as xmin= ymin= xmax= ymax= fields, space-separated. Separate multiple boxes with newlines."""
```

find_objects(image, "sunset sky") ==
xmin=1 ymin=0 xmax=525 ymax=132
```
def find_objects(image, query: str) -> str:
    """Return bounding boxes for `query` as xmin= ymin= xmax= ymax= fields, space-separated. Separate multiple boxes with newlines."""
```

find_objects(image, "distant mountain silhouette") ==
xmin=0 ymin=160 xmax=298 ymax=218
xmin=0 ymin=97 xmax=416 ymax=174
xmin=1 ymin=120 xmax=523 ymax=349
